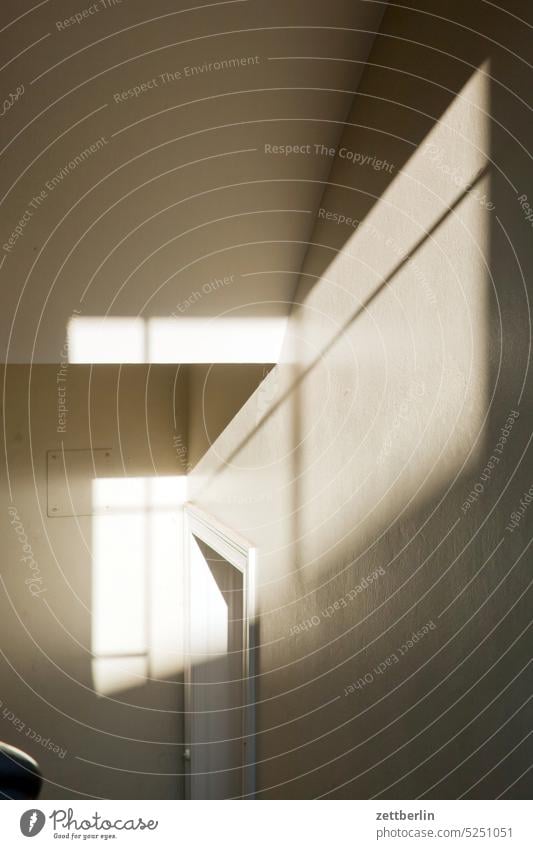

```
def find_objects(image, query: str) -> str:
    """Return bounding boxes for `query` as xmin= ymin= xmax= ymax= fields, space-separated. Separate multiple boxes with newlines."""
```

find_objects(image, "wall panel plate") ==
xmin=47 ymin=449 xmax=114 ymax=517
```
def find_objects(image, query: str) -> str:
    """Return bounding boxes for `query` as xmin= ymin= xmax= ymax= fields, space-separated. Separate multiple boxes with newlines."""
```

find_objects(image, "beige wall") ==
xmin=1 ymin=364 xmax=187 ymax=799
xmin=187 ymin=364 xmax=272 ymax=468
xmin=1 ymin=0 xmax=384 ymax=362
xmin=189 ymin=0 xmax=533 ymax=798
xmin=0 ymin=361 xmax=272 ymax=799
xmin=1 ymin=0 xmax=531 ymax=802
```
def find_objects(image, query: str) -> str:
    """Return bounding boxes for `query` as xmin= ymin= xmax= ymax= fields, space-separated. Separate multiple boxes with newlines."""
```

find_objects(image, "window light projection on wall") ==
xmin=68 ymin=316 xmax=287 ymax=364
xmin=307 ymin=62 xmax=492 ymax=498
xmin=91 ymin=475 xmax=186 ymax=696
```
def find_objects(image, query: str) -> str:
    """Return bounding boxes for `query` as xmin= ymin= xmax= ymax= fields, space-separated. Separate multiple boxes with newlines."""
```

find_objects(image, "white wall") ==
xmin=0 ymin=360 xmax=274 ymax=799
xmin=189 ymin=0 xmax=533 ymax=798
xmin=1 ymin=0 xmax=384 ymax=362
xmin=1 ymin=365 xmax=187 ymax=799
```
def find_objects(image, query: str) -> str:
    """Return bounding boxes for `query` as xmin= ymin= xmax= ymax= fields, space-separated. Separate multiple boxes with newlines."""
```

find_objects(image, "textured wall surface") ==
xmin=189 ymin=0 xmax=533 ymax=799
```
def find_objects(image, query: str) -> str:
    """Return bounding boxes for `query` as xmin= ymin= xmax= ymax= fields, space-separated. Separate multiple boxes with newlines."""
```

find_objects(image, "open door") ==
xmin=184 ymin=506 xmax=256 ymax=799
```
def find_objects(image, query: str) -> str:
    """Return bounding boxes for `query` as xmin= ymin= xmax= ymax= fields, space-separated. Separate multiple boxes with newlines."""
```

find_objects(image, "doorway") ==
xmin=184 ymin=506 xmax=256 ymax=799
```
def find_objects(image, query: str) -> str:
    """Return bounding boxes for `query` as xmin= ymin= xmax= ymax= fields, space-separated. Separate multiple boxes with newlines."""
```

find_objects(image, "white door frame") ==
xmin=183 ymin=503 xmax=256 ymax=799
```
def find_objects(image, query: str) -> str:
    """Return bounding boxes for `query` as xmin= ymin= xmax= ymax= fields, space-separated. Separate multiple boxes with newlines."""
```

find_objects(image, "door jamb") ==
xmin=183 ymin=503 xmax=256 ymax=799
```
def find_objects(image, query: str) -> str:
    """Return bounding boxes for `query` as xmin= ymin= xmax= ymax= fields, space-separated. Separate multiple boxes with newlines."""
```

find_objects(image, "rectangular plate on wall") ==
xmin=47 ymin=449 xmax=115 ymax=517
